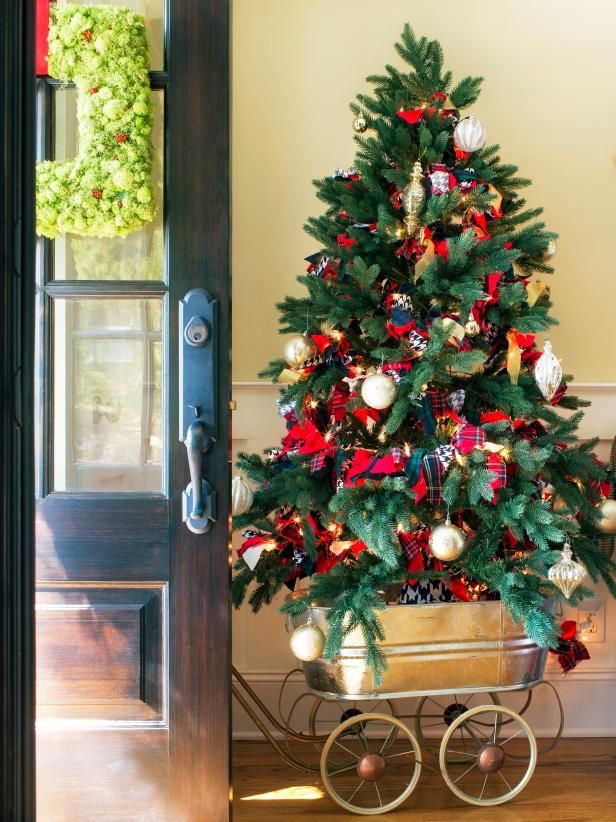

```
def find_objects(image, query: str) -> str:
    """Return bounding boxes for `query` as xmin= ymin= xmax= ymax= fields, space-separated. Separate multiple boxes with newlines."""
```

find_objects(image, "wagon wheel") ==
xmin=415 ymin=691 xmax=500 ymax=762
xmin=308 ymin=697 xmax=399 ymax=768
xmin=320 ymin=712 xmax=422 ymax=815
xmin=439 ymin=705 xmax=537 ymax=806
xmin=505 ymin=681 xmax=564 ymax=756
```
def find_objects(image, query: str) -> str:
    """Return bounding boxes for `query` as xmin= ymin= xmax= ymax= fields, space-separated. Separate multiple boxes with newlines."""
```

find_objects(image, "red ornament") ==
xmin=118 ymin=200 xmax=124 ymax=209
xmin=82 ymin=30 xmax=93 ymax=41
xmin=89 ymin=87 xmax=98 ymax=95
xmin=92 ymin=188 xmax=102 ymax=199
xmin=116 ymin=133 xmax=128 ymax=143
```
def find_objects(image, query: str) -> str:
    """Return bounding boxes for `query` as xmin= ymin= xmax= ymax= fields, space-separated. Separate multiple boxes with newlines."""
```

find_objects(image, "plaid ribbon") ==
xmin=422 ymin=451 xmax=444 ymax=504
xmin=310 ymin=449 xmax=335 ymax=473
xmin=398 ymin=527 xmax=427 ymax=563
xmin=550 ymin=621 xmax=590 ymax=673
xmin=452 ymin=423 xmax=486 ymax=455
xmin=487 ymin=453 xmax=507 ymax=499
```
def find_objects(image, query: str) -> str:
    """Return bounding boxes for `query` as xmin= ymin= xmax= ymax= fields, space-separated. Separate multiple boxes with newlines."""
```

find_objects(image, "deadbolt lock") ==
xmin=184 ymin=314 xmax=210 ymax=347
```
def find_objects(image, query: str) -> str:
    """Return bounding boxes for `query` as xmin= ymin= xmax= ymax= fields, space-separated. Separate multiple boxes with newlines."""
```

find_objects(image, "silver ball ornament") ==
xmin=352 ymin=115 xmax=368 ymax=133
xmin=453 ymin=116 xmax=487 ymax=153
xmin=543 ymin=239 xmax=557 ymax=261
xmin=429 ymin=517 xmax=466 ymax=561
xmin=283 ymin=333 xmax=316 ymax=369
xmin=596 ymin=499 xmax=616 ymax=534
xmin=289 ymin=622 xmax=326 ymax=662
xmin=361 ymin=371 xmax=397 ymax=410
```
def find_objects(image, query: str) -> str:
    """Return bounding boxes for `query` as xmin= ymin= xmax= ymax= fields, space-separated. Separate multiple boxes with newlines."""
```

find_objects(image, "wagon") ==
xmin=232 ymin=599 xmax=564 ymax=814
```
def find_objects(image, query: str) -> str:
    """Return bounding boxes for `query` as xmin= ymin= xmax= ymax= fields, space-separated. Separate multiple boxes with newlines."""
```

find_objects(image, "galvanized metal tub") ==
xmin=291 ymin=601 xmax=549 ymax=700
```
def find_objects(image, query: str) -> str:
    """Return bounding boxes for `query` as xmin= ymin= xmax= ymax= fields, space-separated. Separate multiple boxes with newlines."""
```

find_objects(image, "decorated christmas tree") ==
xmin=232 ymin=25 xmax=616 ymax=680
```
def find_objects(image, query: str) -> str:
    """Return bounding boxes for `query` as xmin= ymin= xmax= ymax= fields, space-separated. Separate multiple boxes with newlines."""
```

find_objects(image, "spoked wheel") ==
xmin=505 ymin=681 xmax=564 ymax=756
xmin=320 ymin=713 xmax=422 ymax=815
xmin=415 ymin=691 xmax=500 ymax=762
xmin=439 ymin=705 xmax=537 ymax=806
xmin=309 ymin=697 xmax=398 ymax=769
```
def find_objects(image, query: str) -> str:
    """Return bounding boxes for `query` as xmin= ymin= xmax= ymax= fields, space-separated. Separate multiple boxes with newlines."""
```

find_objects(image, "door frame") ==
xmin=1 ymin=1 xmax=232 ymax=818
xmin=1 ymin=0 xmax=36 ymax=819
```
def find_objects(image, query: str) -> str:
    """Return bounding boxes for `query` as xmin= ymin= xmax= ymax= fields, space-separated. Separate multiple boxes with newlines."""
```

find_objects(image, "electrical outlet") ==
xmin=577 ymin=598 xmax=606 ymax=643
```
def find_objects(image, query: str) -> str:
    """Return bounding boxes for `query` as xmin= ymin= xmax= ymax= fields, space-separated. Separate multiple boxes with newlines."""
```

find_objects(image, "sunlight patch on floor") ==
xmin=241 ymin=785 xmax=325 ymax=801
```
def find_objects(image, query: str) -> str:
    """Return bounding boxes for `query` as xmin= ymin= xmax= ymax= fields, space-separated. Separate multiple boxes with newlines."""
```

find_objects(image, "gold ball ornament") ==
xmin=401 ymin=160 xmax=426 ymax=236
xmin=361 ymin=371 xmax=397 ymax=410
xmin=548 ymin=543 xmax=586 ymax=598
xmin=231 ymin=475 xmax=253 ymax=516
xmin=352 ymin=115 xmax=368 ymax=133
xmin=596 ymin=498 xmax=616 ymax=534
xmin=283 ymin=333 xmax=316 ymax=369
xmin=289 ymin=621 xmax=326 ymax=662
xmin=465 ymin=318 xmax=481 ymax=337
xmin=429 ymin=517 xmax=466 ymax=562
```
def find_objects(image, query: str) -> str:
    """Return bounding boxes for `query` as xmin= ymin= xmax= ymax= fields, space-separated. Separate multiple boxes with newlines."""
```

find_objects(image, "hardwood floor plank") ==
xmin=233 ymin=738 xmax=616 ymax=820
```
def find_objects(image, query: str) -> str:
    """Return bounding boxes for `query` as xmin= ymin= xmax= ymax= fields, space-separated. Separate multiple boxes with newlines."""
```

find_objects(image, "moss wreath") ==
xmin=36 ymin=5 xmax=156 ymax=239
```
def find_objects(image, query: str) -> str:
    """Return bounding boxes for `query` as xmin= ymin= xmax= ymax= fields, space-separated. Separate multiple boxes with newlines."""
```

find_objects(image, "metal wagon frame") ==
xmin=232 ymin=600 xmax=564 ymax=814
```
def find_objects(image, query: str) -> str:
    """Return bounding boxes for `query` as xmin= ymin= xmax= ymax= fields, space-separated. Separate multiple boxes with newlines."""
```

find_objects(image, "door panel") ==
xmin=34 ymin=1 xmax=230 ymax=819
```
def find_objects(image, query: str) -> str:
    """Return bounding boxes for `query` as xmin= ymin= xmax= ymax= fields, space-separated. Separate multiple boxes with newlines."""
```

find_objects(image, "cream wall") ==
xmin=232 ymin=0 xmax=616 ymax=383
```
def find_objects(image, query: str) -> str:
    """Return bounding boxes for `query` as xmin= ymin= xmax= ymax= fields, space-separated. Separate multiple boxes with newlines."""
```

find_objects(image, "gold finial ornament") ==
xmin=548 ymin=543 xmax=586 ymax=598
xmin=401 ymin=161 xmax=426 ymax=236
xmin=352 ymin=114 xmax=368 ymax=133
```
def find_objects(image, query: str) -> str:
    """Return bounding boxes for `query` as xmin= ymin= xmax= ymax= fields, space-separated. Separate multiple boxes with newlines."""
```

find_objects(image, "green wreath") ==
xmin=36 ymin=5 xmax=156 ymax=239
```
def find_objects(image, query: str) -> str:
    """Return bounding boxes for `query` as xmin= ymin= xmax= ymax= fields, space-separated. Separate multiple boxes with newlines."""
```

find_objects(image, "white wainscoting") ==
xmin=231 ymin=382 xmax=616 ymax=738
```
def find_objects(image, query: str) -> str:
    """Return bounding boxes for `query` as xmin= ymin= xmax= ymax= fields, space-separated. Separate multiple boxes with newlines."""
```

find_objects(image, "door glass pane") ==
xmin=52 ymin=89 xmax=164 ymax=281
xmin=59 ymin=0 xmax=165 ymax=70
xmin=53 ymin=298 xmax=164 ymax=491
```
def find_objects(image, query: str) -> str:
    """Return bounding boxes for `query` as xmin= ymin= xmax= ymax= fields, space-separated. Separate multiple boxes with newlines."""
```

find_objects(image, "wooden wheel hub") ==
xmin=477 ymin=742 xmax=506 ymax=773
xmin=357 ymin=751 xmax=386 ymax=781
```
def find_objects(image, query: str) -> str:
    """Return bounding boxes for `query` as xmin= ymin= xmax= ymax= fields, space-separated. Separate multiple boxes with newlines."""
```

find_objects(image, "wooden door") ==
xmin=34 ymin=2 xmax=230 ymax=819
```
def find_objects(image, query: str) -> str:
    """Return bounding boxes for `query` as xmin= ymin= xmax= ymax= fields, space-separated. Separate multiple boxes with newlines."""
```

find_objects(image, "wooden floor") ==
xmin=233 ymin=738 xmax=616 ymax=821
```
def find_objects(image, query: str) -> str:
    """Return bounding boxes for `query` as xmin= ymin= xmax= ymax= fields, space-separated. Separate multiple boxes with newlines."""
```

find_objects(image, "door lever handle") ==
xmin=182 ymin=417 xmax=216 ymax=534
xmin=185 ymin=418 xmax=208 ymax=517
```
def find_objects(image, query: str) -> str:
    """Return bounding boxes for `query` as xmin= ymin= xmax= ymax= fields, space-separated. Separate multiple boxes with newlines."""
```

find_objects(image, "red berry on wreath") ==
xmin=118 ymin=200 xmax=123 ymax=209
xmin=116 ymin=133 xmax=127 ymax=143
xmin=92 ymin=188 xmax=102 ymax=199
xmin=82 ymin=30 xmax=92 ymax=41
xmin=90 ymin=87 xmax=98 ymax=95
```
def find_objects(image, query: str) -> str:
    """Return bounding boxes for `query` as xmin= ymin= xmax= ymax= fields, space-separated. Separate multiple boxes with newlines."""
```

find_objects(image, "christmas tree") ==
xmin=233 ymin=25 xmax=616 ymax=680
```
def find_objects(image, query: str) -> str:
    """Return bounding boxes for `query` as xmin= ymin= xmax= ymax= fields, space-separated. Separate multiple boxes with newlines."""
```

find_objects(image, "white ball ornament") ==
xmin=429 ymin=517 xmax=466 ymax=561
xmin=361 ymin=371 xmax=397 ymax=410
xmin=231 ymin=475 xmax=253 ymax=516
xmin=453 ymin=116 xmax=487 ymax=154
xmin=596 ymin=499 xmax=616 ymax=534
xmin=283 ymin=333 xmax=316 ymax=369
xmin=290 ymin=621 xmax=326 ymax=662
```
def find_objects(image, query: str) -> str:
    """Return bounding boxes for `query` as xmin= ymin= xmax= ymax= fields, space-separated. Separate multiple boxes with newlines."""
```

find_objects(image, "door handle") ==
xmin=180 ymin=289 xmax=218 ymax=534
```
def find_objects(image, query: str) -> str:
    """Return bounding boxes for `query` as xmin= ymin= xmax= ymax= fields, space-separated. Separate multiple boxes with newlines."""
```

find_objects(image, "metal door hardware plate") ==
xmin=179 ymin=289 xmax=218 ymax=534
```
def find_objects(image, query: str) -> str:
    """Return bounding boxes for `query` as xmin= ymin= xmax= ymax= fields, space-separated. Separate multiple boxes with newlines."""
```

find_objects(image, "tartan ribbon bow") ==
xmin=550 ymin=620 xmax=590 ymax=673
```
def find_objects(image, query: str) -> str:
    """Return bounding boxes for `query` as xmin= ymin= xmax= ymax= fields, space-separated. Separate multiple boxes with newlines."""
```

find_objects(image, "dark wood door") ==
xmin=34 ymin=2 xmax=230 ymax=819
